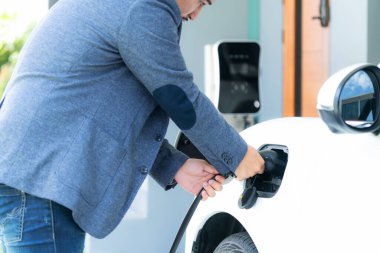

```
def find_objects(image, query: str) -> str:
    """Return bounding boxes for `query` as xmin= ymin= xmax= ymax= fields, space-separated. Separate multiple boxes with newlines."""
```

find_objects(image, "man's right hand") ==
xmin=234 ymin=145 xmax=265 ymax=180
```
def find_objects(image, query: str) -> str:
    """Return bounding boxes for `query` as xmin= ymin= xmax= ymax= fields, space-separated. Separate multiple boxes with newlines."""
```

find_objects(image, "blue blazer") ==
xmin=0 ymin=0 xmax=247 ymax=238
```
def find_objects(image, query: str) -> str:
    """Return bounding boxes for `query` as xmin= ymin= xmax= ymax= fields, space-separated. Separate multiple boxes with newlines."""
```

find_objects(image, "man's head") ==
xmin=176 ymin=0 xmax=215 ymax=21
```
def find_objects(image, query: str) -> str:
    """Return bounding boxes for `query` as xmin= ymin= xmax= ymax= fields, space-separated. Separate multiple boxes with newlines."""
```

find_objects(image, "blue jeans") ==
xmin=0 ymin=183 xmax=85 ymax=253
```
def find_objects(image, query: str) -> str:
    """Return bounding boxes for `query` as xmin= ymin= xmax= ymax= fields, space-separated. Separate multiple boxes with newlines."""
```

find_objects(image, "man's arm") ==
xmin=149 ymin=139 xmax=188 ymax=190
xmin=118 ymin=0 xmax=263 ymax=178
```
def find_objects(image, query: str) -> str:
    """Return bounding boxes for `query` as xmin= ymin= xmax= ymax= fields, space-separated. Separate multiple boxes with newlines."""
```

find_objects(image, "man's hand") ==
xmin=235 ymin=145 xmax=265 ymax=180
xmin=174 ymin=159 xmax=225 ymax=201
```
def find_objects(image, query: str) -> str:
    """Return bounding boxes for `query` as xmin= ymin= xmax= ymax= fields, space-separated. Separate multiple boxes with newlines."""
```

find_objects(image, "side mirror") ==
xmin=317 ymin=63 xmax=380 ymax=134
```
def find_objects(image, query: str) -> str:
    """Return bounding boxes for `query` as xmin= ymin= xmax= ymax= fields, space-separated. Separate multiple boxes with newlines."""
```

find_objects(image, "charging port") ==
xmin=255 ymin=144 xmax=288 ymax=198
xmin=239 ymin=144 xmax=288 ymax=209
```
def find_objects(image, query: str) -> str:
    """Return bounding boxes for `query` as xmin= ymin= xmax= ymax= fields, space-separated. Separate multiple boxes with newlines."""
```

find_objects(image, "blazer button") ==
xmin=155 ymin=134 xmax=163 ymax=142
xmin=221 ymin=152 xmax=233 ymax=165
xmin=140 ymin=166 xmax=148 ymax=175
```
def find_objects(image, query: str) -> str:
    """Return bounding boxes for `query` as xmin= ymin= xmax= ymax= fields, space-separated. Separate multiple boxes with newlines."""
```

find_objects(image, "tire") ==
xmin=213 ymin=232 xmax=258 ymax=253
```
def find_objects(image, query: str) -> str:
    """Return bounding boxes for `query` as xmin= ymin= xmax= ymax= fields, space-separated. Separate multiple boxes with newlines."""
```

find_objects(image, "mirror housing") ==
xmin=317 ymin=63 xmax=380 ymax=134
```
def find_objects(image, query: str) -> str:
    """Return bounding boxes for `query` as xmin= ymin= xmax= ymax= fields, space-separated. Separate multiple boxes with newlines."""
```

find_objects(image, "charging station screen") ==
xmin=217 ymin=42 xmax=260 ymax=114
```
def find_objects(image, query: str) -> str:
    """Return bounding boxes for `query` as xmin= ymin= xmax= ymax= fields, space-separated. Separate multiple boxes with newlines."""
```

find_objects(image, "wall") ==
xmin=248 ymin=0 xmax=260 ymax=40
xmin=329 ymin=0 xmax=368 ymax=74
xmin=256 ymin=0 xmax=283 ymax=122
xmin=330 ymin=0 xmax=380 ymax=74
xmin=367 ymin=0 xmax=380 ymax=65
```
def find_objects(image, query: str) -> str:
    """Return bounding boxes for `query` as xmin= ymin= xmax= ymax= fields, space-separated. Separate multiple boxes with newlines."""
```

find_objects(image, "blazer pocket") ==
xmin=57 ymin=119 xmax=127 ymax=207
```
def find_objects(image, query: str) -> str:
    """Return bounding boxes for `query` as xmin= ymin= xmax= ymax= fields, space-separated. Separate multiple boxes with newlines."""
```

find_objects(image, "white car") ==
xmin=175 ymin=63 xmax=380 ymax=253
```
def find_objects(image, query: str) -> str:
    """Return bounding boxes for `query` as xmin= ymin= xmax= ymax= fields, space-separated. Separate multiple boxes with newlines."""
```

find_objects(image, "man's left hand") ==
xmin=174 ymin=159 xmax=225 ymax=201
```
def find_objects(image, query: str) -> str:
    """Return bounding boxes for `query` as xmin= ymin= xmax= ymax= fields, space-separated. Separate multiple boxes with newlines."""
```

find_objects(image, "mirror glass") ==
xmin=340 ymin=70 xmax=376 ymax=128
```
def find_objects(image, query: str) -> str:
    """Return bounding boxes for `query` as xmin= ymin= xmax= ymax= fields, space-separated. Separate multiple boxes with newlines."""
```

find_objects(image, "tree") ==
xmin=0 ymin=12 xmax=33 ymax=96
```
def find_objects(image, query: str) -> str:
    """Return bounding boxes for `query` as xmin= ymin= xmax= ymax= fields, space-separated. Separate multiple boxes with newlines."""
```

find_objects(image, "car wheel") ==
xmin=213 ymin=232 xmax=258 ymax=253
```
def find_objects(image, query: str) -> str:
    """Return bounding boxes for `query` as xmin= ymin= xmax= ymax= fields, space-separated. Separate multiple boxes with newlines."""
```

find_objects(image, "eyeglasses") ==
xmin=182 ymin=0 xmax=213 ymax=21
xmin=198 ymin=0 xmax=213 ymax=6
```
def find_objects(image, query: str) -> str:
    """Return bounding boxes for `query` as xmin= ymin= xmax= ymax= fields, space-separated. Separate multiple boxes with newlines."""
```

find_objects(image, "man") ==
xmin=0 ymin=0 xmax=264 ymax=251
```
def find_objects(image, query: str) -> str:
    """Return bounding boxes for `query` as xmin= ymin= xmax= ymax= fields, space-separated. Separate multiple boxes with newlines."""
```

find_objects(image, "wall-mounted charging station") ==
xmin=204 ymin=41 xmax=261 ymax=131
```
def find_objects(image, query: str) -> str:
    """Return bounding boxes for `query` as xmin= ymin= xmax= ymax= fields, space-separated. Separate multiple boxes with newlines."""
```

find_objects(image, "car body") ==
xmin=182 ymin=64 xmax=380 ymax=253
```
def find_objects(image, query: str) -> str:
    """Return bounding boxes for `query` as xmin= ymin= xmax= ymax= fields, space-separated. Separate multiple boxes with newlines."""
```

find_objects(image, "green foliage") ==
xmin=0 ymin=12 xmax=34 ymax=97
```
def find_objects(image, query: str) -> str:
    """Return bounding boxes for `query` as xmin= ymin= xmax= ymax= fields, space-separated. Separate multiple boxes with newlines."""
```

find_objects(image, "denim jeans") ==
xmin=0 ymin=183 xmax=85 ymax=253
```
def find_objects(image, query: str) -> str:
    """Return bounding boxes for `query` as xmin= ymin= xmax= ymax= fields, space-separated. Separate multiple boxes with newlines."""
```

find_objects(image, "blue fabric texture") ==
xmin=0 ymin=0 xmax=248 ymax=238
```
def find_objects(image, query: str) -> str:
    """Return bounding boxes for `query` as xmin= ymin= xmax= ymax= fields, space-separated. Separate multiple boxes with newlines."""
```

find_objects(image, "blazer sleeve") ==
xmin=117 ymin=0 xmax=247 ymax=176
xmin=149 ymin=139 xmax=188 ymax=190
